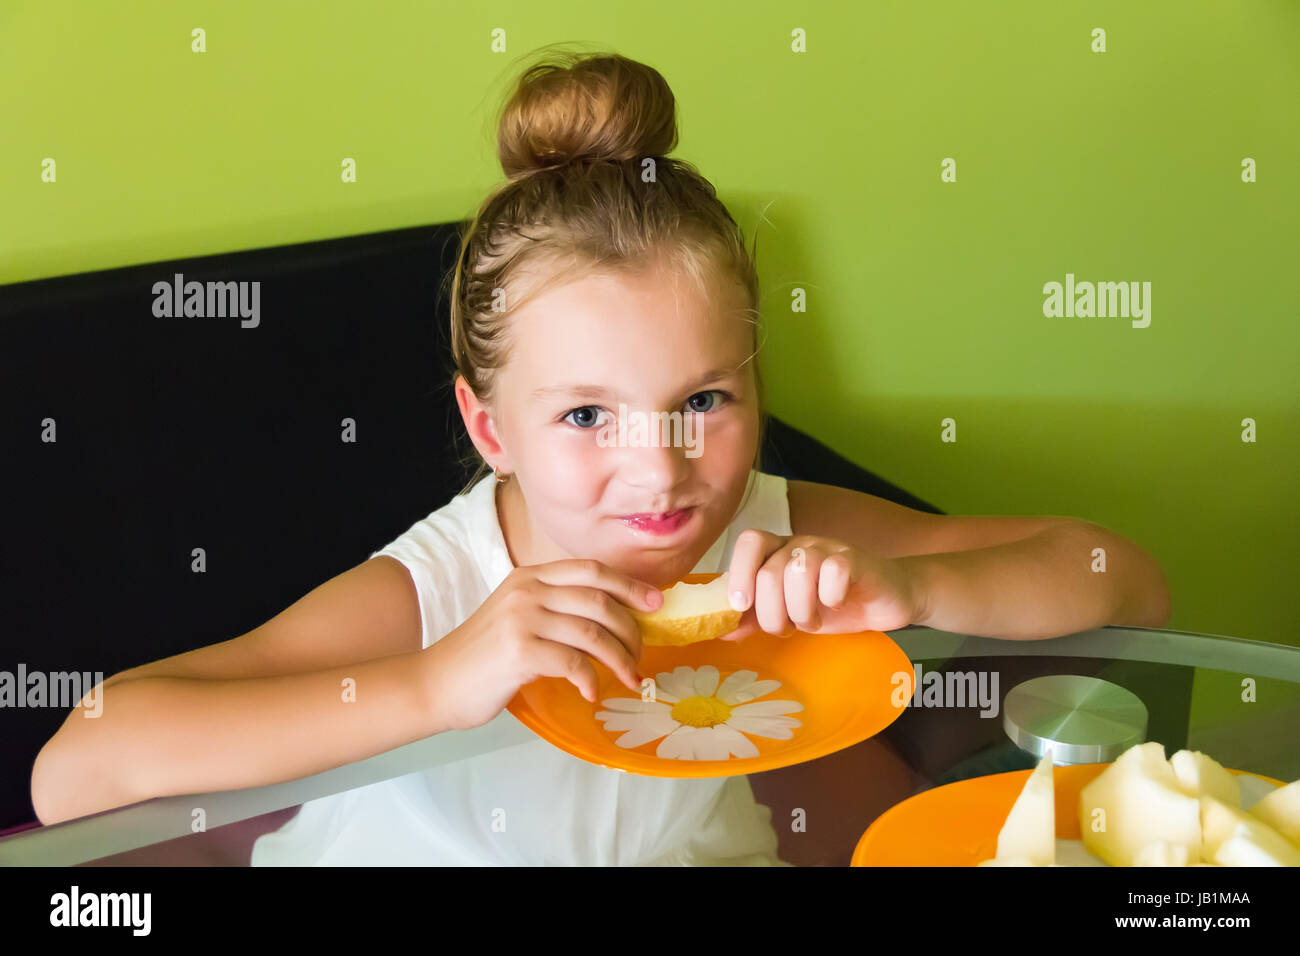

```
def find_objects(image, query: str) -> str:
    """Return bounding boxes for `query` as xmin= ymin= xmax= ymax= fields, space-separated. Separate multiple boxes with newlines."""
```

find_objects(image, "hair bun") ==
xmin=497 ymin=52 xmax=678 ymax=180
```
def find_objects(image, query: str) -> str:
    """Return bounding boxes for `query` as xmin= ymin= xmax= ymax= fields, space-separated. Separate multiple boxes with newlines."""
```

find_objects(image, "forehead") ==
xmin=504 ymin=261 xmax=754 ymax=388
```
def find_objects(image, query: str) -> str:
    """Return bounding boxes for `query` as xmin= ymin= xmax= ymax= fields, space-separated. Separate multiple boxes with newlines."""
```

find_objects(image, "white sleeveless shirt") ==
xmin=251 ymin=469 xmax=794 ymax=866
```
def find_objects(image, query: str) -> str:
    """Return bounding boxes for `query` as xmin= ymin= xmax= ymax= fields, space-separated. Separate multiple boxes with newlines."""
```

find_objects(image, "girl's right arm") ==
xmin=31 ymin=647 xmax=449 ymax=825
xmin=30 ymin=556 xmax=441 ymax=825
xmin=30 ymin=556 xmax=660 ymax=825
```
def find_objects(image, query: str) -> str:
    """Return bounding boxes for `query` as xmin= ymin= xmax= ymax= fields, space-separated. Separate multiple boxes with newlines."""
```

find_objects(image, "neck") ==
xmin=495 ymin=477 xmax=518 ymax=567
xmin=496 ymin=474 xmax=547 ymax=568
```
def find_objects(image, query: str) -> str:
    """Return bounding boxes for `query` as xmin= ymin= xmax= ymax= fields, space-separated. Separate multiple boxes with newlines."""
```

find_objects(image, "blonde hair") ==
xmin=449 ymin=47 xmax=769 ymax=513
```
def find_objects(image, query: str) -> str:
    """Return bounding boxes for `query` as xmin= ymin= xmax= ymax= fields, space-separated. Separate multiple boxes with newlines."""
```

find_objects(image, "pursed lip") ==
xmin=618 ymin=507 xmax=693 ymax=519
xmin=617 ymin=507 xmax=697 ymax=537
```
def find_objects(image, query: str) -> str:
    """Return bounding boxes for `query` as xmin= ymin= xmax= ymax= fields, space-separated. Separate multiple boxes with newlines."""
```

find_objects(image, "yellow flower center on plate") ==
xmin=670 ymin=695 xmax=733 ymax=728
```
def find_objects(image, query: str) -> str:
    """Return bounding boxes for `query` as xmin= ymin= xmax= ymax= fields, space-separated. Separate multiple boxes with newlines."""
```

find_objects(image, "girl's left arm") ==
xmin=788 ymin=480 xmax=1172 ymax=641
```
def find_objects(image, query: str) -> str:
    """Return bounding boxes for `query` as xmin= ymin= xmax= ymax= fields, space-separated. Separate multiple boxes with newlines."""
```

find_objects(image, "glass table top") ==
xmin=3 ymin=625 xmax=1297 ymax=867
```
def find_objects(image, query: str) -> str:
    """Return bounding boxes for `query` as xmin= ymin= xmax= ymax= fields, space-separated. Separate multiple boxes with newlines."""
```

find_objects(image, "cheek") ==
xmin=528 ymin=438 xmax=605 ymax=498
xmin=529 ymin=458 xmax=608 ymax=549
xmin=698 ymin=414 xmax=753 ymax=468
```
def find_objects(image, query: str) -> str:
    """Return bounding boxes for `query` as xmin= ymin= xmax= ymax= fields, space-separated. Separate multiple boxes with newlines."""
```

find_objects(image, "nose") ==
xmin=616 ymin=418 xmax=694 ymax=504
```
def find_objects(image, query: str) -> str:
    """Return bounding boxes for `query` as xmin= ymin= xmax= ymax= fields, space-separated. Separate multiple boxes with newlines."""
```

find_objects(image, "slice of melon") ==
xmin=630 ymin=573 xmax=743 ymax=646
xmin=1248 ymin=780 xmax=1300 ymax=848
xmin=1201 ymin=796 xmax=1254 ymax=859
xmin=1214 ymin=821 xmax=1300 ymax=866
xmin=1079 ymin=742 xmax=1202 ymax=867
xmin=1200 ymin=795 xmax=1300 ymax=865
xmin=1133 ymin=840 xmax=1193 ymax=866
xmin=992 ymin=750 xmax=1056 ymax=866
xmin=1170 ymin=749 xmax=1240 ymax=807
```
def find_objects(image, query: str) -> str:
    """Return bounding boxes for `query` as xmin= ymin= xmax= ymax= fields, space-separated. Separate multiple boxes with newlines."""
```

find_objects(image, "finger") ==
xmin=784 ymin=544 xmax=825 ymax=630
xmin=754 ymin=552 xmax=794 ymax=635
xmin=818 ymin=552 xmax=852 ymax=609
xmin=538 ymin=583 xmax=644 ymax=664
xmin=718 ymin=610 xmax=760 ymax=642
xmin=726 ymin=529 xmax=788 ymax=612
xmin=529 ymin=640 xmax=601 ymax=703
xmin=532 ymin=558 xmax=663 ymax=615
xmin=535 ymin=607 xmax=641 ymax=693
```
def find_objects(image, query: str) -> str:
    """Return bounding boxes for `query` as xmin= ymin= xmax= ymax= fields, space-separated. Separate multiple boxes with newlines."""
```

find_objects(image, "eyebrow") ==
xmin=530 ymin=365 xmax=743 ymax=403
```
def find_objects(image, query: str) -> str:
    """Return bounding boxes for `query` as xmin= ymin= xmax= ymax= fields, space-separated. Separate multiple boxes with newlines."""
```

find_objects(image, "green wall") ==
xmin=3 ymin=1 xmax=1297 ymax=658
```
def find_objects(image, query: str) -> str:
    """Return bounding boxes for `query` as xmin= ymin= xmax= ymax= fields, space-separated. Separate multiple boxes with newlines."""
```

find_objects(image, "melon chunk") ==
xmin=1248 ymin=780 xmax=1300 ymax=848
xmin=975 ymin=751 xmax=1056 ymax=867
xmin=1078 ymin=742 xmax=1202 ymax=867
xmin=1133 ymin=840 xmax=1192 ymax=867
xmin=993 ymin=751 xmax=1056 ymax=866
xmin=1170 ymin=749 xmax=1240 ymax=807
xmin=1201 ymin=796 xmax=1254 ymax=859
xmin=630 ymin=573 xmax=742 ymax=646
xmin=1214 ymin=821 xmax=1300 ymax=866
xmin=1199 ymin=796 xmax=1300 ymax=865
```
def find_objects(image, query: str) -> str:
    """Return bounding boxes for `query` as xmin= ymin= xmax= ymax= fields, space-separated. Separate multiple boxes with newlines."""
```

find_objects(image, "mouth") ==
xmin=617 ymin=507 xmax=697 ymax=536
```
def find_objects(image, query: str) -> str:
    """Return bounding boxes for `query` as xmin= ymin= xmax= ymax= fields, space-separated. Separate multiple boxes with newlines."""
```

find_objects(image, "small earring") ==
xmin=494 ymin=466 xmax=509 ymax=483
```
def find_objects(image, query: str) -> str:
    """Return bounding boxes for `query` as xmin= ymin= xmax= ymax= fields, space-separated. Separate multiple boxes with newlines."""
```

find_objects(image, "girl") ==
xmin=30 ymin=50 xmax=1171 ymax=865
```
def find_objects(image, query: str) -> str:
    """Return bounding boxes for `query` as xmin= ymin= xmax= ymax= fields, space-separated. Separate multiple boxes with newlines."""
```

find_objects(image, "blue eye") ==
xmin=562 ymin=406 xmax=611 ymax=429
xmin=687 ymin=390 xmax=729 ymax=413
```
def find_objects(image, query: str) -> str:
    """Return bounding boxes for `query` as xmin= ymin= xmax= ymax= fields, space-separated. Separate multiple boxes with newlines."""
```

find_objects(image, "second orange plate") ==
xmin=507 ymin=573 xmax=912 ymax=777
xmin=850 ymin=763 xmax=1285 ymax=866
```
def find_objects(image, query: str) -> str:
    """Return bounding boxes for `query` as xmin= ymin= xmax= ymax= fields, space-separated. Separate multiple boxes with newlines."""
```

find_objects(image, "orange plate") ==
xmin=506 ymin=573 xmax=911 ymax=777
xmin=851 ymin=763 xmax=1286 ymax=866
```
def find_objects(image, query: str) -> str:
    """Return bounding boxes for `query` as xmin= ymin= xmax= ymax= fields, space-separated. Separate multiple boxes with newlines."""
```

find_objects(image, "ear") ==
xmin=454 ymin=375 xmax=511 ymax=471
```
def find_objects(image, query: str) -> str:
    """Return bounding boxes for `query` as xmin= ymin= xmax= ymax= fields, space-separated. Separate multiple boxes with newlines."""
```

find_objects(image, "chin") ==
xmin=648 ymin=553 xmax=707 ymax=586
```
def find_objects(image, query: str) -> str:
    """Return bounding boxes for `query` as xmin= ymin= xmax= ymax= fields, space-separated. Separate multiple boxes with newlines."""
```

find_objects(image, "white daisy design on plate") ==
xmin=594 ymin=664 xmax=804 ymax=760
